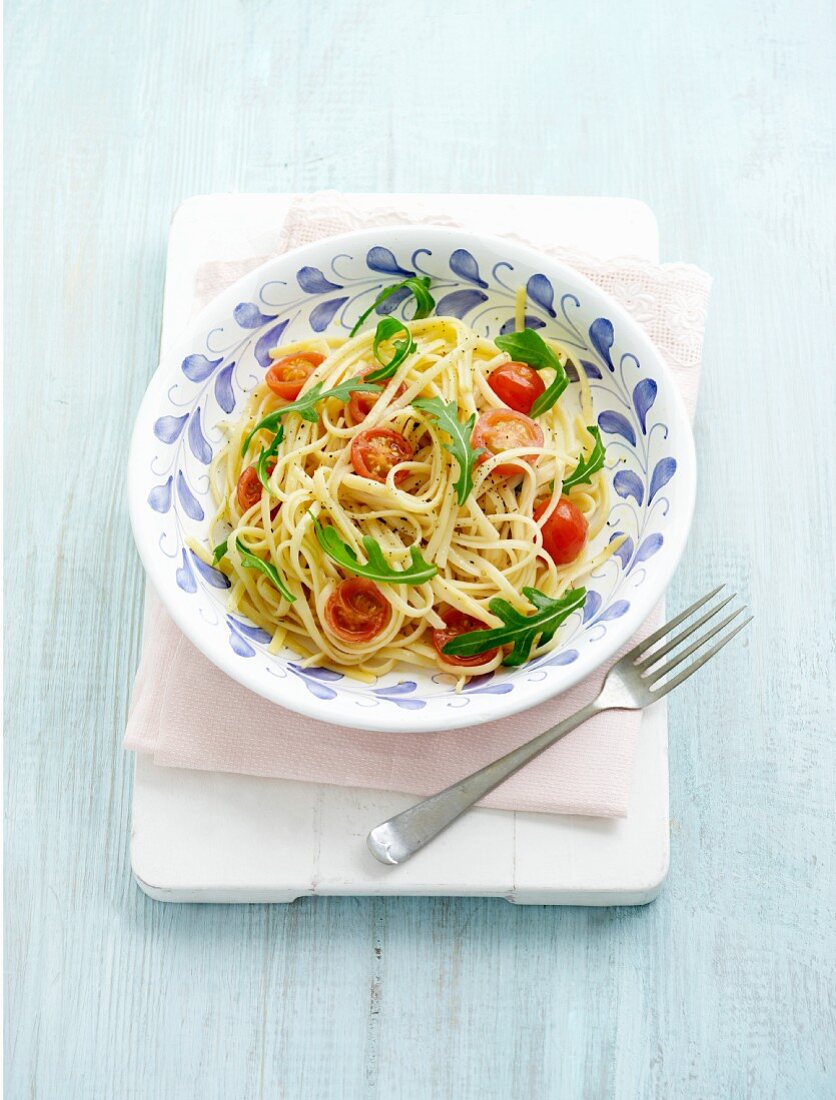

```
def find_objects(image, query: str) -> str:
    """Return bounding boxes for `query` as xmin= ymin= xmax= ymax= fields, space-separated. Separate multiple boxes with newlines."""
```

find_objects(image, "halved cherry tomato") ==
xmin=265 ymin=351 xmax=325 ymax=400
xmin=237 ymin=466 xmax=264 ymax=511
xmin=236 ymin=463 xmax=279 ymax=518
xmin=325 ymin=578 xmax=392 ymax=644
xmin=533 ymin=496 xmax=588 ymax=565
xmin=488 ymin=361 xmax=546 ymax=415
xmin=350 ymin=428 xmax=414 ymax=485
xmin=346 ymin=367 xmax=405 ymax=426
xmin=432 ymin=609 xmax=500 ymax=668
xmin=472 ymin=408 xmax=545 ymax=477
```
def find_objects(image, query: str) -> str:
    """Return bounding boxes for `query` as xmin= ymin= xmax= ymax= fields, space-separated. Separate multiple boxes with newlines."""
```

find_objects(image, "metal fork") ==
xmin=367 ymin=587 xmax=751 ymax=865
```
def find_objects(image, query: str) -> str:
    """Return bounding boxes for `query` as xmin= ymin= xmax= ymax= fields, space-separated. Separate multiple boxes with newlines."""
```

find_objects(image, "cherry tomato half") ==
xmin=432 ymin=609 xmax=501 ymax=669
xmin=346 ymin=367 xmax=405 ymax=426
xmin=236 ymin=466 xmax=264 ymax=511
xmin=488 ymin=361 xmax=546 ymax=415
xmin=350 ymin=428 xmax=414 ymax=485
xmin=472 ymin=408 xmax=545 ymax=477
xmin=533 ymin=496 xmax=588 ymax=565
xmin=325 ymin=578 xmax=392 ymax=644
xmin=265 ymin=351 xmax=325 ymax=400
xmin=236 ymin=463 xmax=279 ymax=517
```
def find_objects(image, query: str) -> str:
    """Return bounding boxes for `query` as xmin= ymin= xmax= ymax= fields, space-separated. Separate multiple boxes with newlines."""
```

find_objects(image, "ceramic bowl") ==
xmin=128 ymin=226 xmax=695 ymax=732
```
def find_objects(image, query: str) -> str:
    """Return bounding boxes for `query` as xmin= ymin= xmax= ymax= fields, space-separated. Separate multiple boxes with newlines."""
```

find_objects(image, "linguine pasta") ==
xmin=196 ymin=314 xmax=618 ymax=682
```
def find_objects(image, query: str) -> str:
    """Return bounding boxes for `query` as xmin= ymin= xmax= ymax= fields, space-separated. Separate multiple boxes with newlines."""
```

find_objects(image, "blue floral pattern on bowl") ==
xmin=129 ymin=226 xmax=695 ymax=734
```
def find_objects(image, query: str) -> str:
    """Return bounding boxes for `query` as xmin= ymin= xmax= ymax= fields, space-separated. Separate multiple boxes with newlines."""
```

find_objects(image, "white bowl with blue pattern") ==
xmin=128 ymin=226 xmax=696 ymax=733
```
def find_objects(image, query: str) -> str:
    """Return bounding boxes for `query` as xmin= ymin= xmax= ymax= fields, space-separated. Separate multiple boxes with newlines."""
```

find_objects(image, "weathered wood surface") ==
xmin=4 ymin=0 xmax=834 ymax=1096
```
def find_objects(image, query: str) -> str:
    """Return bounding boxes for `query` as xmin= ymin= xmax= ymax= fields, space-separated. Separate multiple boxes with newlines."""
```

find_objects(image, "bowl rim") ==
xmin=128 ymin=224 xmax=696 ymax=733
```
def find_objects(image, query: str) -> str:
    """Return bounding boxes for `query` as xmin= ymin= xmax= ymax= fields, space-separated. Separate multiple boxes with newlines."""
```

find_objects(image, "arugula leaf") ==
xmin=365 ymin=317 xmax=416 ymax=383
xmin=349 ymin=276 xmax=435 ymax=337
xmin=412 ymin=396 xmax=483 ymax=505
xmin=529 ymin=368 xmax=569 ymax=418
xmin=212 ymin=536 xmax=295 ymax=601
xmin=255 ymin=422 xmax=285 ymax=496
xmin=312 ymin=519 xmax=438 ymax=585
xmin=442 ymin=586 xmax=586 ymax=666
xmin=234 ymin=537 xmax=295 ymax=603
xmin=242 ymin=377 xmax=381 ymax=456
xmin=495 ymin=328 xmax=563 ymax=372
xmin=561 ymin=426 xmax=606 ymax=492
xmin=495 ymin=329 xmax=569 ymax=417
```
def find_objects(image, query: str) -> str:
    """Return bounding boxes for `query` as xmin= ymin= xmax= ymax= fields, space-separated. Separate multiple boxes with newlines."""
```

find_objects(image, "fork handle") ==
xmin=367 ymin=700 xmax=603 ymax=865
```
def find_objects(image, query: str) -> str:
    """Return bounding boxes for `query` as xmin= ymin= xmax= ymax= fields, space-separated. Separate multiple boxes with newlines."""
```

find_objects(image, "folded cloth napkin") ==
xmin=125 ymin=191 xmax=711 ymax=817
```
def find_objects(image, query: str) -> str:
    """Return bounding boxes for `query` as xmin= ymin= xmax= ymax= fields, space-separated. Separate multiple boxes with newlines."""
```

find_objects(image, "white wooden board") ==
xmin=131 ymin=193 xmax=669 ymax=905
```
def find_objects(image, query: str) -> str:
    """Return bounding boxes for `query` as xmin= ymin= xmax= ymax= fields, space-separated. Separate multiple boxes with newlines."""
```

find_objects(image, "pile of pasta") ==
xmin=196 ymin=315 xmax=617 ymax=682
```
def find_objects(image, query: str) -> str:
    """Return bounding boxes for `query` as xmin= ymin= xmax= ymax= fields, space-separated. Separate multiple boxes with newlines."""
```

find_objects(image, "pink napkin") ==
xmin=125 ymin=192 xmax=710 ymax=817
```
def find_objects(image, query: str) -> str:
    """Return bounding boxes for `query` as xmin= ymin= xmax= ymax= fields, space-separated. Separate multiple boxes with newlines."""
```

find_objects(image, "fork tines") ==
xmin=629 ymin=586 xmax=752 ymax=697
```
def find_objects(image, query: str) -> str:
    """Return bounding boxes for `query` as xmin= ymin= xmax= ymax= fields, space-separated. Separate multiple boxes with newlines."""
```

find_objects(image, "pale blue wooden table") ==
xmin=5 ymin=1 xmax=834 ymax=1096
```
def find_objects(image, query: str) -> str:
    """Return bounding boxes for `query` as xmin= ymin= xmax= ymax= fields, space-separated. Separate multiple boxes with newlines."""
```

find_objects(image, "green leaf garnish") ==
xmin=495 ymin=329 xmax=562 ymax=372
xmin=494 ymin=329 xmax=569 ymax=417
xmin=530 ymin=369 xmax=570 ymax=418
xmin=255 ymin=422 xmax=285 ymax=496
xmin=442 ymin=586 xmax=586 ymax=666
xmin=561 ymin=426 xmax=606 ymax=493
xmin=364 ymin=317 xmax=417 ymax=383
xmin=349 ymin=276 xmax=435 ymax=338
xmin=234 ymin=536 xmax=295 ymax=603
xmin=312 ymin=518 xmax=438 ymax=585
xmin=412 ymin=396 xmax=483 ymax=505
xmin=212 ymin=536 xmax=294 ymax=601
xmin=242 ymin=377 xmax=381 ymax=456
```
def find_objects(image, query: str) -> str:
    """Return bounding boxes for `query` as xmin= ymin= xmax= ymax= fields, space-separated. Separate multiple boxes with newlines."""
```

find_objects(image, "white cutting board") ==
xmin=131 ymin=193 xmax=669 ymax=905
